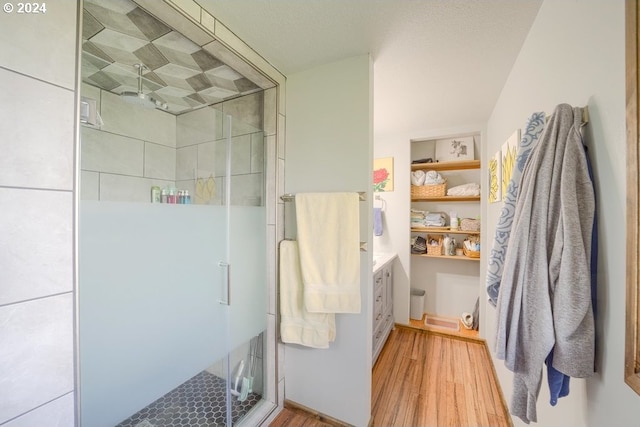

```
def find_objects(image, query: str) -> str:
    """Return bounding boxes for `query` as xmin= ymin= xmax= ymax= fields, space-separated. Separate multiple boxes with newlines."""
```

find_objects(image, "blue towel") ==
xmin=373 ymin=207 xmax=383 ymax=236
xmin=486 ymin=112 xmax=545 ymax=306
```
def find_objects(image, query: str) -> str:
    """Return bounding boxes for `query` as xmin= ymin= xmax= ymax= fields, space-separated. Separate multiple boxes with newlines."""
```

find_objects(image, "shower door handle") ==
xmin=218 ymin=261 xmax=230 ymax=305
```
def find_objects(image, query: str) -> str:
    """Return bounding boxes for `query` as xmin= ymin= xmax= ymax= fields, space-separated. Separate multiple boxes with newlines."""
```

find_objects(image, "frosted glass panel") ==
xmin=79 ymin=201 xmax=228 ymax=427
xmin=229 ymin=206 xmax=267 ymax=350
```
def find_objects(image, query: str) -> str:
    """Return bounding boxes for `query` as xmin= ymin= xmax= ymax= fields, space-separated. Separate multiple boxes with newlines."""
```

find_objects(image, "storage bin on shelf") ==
xmin=460 ymin=218 xmax=480 ymax=232
xmin=462 ymin=246 xmax=480 ymax=258
xmin=426 ymin=234 xmax=443 ymax=256
xmin=463 ymin=236 xmax=480 ymax=258
xmin=411 ymin=180 xmax=447 ymax=198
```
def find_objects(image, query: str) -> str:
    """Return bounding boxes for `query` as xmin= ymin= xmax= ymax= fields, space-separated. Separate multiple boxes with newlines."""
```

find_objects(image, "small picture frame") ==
xmin=435 ymin=136 xmax=475 ymax=162
xmin=488 ymin=150 xmax=502 ymax=203
xmin=373 ymin=157 xmax=394 ymax=192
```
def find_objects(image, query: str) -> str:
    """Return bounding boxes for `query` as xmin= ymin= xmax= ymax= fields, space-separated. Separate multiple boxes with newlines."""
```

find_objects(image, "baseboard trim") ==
xmin=478 ymin=343 xmax=514 ymax=427
xmin=284 ymin=399 xmax=353 ymax=427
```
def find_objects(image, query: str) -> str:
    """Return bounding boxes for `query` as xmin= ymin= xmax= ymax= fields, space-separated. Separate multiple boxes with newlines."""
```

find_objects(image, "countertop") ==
xmin=373 ymin=252 xmax=397 ymax=274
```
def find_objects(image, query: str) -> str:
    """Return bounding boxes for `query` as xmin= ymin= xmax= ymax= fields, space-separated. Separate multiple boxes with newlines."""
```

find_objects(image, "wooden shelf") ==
xmin=412 ymin=253 xmax=480 ymax=262
xmin=411 ymin=159 xmax=480 ymax=172
xmin=411 ymin=227 xmax=480 ymax=235
xmin=412 ymin=195 xmax=480 ymax=202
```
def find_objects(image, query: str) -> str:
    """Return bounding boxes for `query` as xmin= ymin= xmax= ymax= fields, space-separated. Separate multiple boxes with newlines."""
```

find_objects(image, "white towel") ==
xmin=295 ymin=192 xmax=361 ymax=313
xmin=279 ymin=240 xmax=336 ymax=348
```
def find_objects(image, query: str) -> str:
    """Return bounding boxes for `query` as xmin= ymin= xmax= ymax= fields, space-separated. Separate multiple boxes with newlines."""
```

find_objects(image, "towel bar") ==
xmin=284 ymin=238 xmax=368 ymax=252
xmin=280 ymin=192 xmax=366 ymax=202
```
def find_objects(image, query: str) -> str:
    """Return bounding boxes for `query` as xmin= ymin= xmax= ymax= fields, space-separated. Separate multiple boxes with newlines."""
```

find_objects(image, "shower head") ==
xmin=121 ymin=91 xmax=166 ymax=109
xmin=121 ymin=64 xmax=168 ymax=110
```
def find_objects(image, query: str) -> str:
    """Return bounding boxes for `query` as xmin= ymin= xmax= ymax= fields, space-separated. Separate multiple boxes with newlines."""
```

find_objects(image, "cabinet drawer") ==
xmin=373 ymin=321 xmax=385 ymax=354
xmin=383 ymin=308 xmax=394 ymax=334
xmin=374 ymin=285 xmax=384 ymax=326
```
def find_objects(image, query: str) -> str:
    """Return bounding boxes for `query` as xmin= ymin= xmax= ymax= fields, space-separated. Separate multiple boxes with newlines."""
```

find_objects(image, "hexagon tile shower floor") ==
xmin=115 ymin=371 xmax=261 ymax=427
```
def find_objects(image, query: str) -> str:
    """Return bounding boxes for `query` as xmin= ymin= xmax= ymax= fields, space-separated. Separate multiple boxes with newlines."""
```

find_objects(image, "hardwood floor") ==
xmin=270 ymin=326 xmax=511 ymax=427
xmin=269 ymin=402 xmax=345 ymax=427
xmin=269 ymin=407 xmax=336 ymax=427
xmin=371 ymin=326 xmax=511 ymax=427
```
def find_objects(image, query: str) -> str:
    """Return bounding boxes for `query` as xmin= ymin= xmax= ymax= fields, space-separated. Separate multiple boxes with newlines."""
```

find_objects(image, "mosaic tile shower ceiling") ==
xmin=115 ymin=371 xmax=261 ymax=427
xmin=81 ymin=0 xmax=262 ymax=114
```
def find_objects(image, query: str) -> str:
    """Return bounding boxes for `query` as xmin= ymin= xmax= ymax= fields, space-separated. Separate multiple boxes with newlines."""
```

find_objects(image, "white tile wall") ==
xmin=263 ymin=88 xmax=277 ymax=137
xmin=0 ymin=2 xmax=78 ymax=89
xmin=196 ymin=140 xmax=225 ymax=177
xmin=81 ymin=127 xmax=144 ymax=176
xmin=251 ymin=133 xmax=265 ymax=174
xmin=0 ymin=68 xmax=75 ymax=190
xmin=145 ymin=142 xmax=177 ymax=180
xmin=81 ymin=171 xmax=100 ymax=201
xmin=1 ymin=2 xmax=78 ymax=422
xmin=267 ymin=225 xmax=277 ymax=315
xmin=100 ymin=91 xmax=177 ymax=147
xmin=277 ymin=114 xmax=286 ymax=160
xmin=0 ymin=189 xmax=72 ymax=306
xmin=0 ymin=294 xmax=74 ymax=424
xmin=2 ymin=393 xmax=74 ymax=427
xmin=99 ymin=174 xmax=173 ymax=203
xmin=223 ymin=93 xmax=263 ymax=136
xmin=176 ymin=145 xmax=198 ymax=181
xmin=265 ymin=135 xmax=277 ymax=225
xmin=231 ymin=174 xmax=263 ymax=206
xmin=231 ymin=134 xmax=252 ymax=175
xmin=176 ymin=105 xmax=222 ymax=147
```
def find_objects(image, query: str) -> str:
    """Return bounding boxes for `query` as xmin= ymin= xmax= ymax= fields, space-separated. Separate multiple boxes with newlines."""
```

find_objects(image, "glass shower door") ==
xmin=79 ymin=109 xmax=234 ymax=427
xmin=79 ymin=101 xmax=270 ymax=427
xmin=223 ymin=113 xmax=268 ymax=426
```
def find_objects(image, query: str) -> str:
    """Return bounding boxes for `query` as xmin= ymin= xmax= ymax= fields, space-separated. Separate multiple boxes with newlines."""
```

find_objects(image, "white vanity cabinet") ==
xmin=372 ymin=254 xmax=396 ymax=365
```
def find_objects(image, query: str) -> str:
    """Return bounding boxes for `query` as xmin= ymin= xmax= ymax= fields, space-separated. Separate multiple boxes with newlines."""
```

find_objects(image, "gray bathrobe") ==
xmin=495 ymin=104 xmax=595 ymax=423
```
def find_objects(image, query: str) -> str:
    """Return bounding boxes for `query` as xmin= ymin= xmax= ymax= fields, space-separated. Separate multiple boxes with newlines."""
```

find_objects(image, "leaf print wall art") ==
xmin=488 ymin=150 xmax=502 ymax=203
xmin=501 ymin=130 xmax=520 ymax=197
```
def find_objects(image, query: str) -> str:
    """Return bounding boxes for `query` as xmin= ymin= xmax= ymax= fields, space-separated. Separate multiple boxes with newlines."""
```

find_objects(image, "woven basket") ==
xmin=460 ymin=218 xmax=480 ymax=232
xmin=411 ymin=180 xmax=447 ymax=198
xmin=463 ymin=247 xmax=480 ymax=258
xmin=426 ymin=235 xmax=443 ymax=256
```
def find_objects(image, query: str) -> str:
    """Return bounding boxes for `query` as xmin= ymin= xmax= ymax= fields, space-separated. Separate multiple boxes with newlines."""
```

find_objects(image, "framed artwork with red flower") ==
xmin=373 ymin=157 xmax=394 ymax=192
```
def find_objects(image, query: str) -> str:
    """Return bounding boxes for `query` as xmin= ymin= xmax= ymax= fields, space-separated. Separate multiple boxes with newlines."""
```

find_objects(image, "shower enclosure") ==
xmin=77 ymin=2 xmax=275 ymax=424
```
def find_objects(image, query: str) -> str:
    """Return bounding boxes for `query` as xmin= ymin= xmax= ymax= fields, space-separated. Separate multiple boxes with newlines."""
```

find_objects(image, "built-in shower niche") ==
xmin=80 ymin=82 xmax=265 ymax=206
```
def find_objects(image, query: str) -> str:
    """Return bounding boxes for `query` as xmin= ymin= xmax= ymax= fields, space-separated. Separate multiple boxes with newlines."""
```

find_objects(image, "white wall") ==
xmin=284 ymin=54 xmax=373 ymax=426
xmin=483 ymin=0 xmax=636 ymax=426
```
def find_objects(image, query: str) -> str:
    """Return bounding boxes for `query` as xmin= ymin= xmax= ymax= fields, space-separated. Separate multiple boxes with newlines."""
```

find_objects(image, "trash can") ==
xmin=410 ymin=288 xmax=426 ymax=320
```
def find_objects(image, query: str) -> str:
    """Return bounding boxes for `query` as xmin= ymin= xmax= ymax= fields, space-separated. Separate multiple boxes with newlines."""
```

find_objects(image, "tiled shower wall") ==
xmin=80 ymin=84 xmax=265 ymax=206
xmin=0 ymin=2 xmax=78 ymax=425
xmin=175 ymin=91 xmax=265 ymax=206
xmin=80 ymin=83 xmax=177 ymax=202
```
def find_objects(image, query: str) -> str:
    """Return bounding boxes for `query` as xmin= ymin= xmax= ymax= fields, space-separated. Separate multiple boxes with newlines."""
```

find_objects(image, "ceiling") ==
xmin=81 ymin=0 xmax=262 ymax=115
xmin=196 ymin=0 xmax=543 ymax=138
